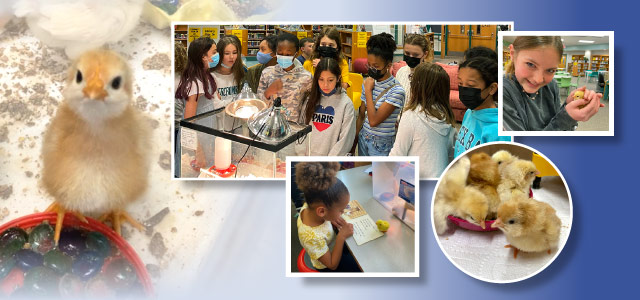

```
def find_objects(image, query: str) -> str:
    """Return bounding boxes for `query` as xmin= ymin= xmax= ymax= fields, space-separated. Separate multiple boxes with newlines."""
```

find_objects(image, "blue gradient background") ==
xmin=186 ymin=1 xmax=632 ymax=298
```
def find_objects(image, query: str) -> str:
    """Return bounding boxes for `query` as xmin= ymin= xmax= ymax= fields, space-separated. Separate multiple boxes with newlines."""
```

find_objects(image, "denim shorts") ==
xmin=358 ymin=130 xmax=395 ymax=156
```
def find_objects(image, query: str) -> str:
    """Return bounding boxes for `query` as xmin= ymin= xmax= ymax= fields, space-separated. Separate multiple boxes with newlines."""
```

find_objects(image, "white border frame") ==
xmin=286 ymin=156 xmax=420 ymax=277
xmin=430 ymin=141 xmax=574 ymax=283
xmin=498 ymin=31 xmax=614 ymax=136
xmin=171 ymin=21 xmax=515 ymax=181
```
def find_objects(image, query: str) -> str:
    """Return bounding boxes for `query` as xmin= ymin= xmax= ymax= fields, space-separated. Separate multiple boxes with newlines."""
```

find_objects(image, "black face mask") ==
xmin=403 ymin=55 xmax=421 ymax=68
xmin=368 ymin=65 xmax=387 ymax=81
xmin=459 ymin=86 xmax=491 ymax=110
xmin=318 ymin=46 xmax=338 ymax=58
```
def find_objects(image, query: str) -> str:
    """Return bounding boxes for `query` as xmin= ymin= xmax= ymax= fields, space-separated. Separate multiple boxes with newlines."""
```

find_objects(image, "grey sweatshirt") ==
xmin=389 ymin=106 xmax=456 ymax=178
xmin=503 ymin=75 xmax=577 ymax=131
xmin=295 ymin=91 xmax=356 ymax=156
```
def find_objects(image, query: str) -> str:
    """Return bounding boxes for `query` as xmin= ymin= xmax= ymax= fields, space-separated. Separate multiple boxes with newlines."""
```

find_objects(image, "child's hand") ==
xmin=312 ymin=59 xmax=320 ymax=68
xmin=566 ymin=89 xmax=604 ymax=122
xmin=265 ymin=79 xmax=283 ymax=99
xmin=338 ymin=223 xmax=354 ymax=239
xmin=364 ymin=77 xmax=375 ymax=93
xmin=332 ymin=217 xmax=347 ymax=229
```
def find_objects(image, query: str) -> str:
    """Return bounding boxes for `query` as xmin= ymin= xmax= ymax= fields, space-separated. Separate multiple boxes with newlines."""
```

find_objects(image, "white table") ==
xmin=336 ymin=166 xmax=415 ymax=272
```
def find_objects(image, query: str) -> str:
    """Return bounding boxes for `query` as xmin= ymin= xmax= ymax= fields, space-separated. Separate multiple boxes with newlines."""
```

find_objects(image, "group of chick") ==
xmin=434 ymin=150 xmax=562 ymax=259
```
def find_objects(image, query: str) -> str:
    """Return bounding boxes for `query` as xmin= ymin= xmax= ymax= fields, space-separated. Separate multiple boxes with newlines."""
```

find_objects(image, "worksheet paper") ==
xmin=342 ymin=200 xmax=384 ymax=245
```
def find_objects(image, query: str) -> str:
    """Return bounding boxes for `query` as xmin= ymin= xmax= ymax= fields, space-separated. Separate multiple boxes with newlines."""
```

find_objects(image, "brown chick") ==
xmin=491 ymin=194 xmax=561 ymax=258
xmin=42 ymin=49 xmax=151 ymax=244
xmin=467 ymin=152 xmax=501 ymax=220
xmin=497 ymin=159 xmax=539 ymax=203
xmin=434 ymin=157 xmax=489 ymax=235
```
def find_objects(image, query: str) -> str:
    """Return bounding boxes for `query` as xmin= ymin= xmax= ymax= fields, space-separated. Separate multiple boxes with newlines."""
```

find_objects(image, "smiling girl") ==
xmin=503 ymin=36 xmax=603 ymax=131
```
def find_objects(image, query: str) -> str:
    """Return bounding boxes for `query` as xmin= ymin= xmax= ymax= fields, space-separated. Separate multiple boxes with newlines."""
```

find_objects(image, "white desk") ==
xmin=337 ymin=166 xmax=415 ymax=272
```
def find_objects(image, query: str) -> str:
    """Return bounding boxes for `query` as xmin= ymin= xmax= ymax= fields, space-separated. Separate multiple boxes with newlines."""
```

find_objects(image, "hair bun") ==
xmin=295 ymin=162 xmax=341 ymax=192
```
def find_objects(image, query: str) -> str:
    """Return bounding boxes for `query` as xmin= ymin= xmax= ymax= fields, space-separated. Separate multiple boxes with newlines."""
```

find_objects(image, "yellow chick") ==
xmin=491 ymin=150 xmax=518 ymax=175
xmin=434 ymin=157 xmax=489 ymax=235
xmin=496 ymin=159 xmax=539 ymax=203
xmin=491 ymin=194 xmax=561 ymax=258
xmin=376 ymin=220 xmax=390 ymax=232
xmin=574 ymin=90 xmax=590 ymax=109
xmin=468 ymin=152 xmax=501 ymax=220
xmin=42 ymin=49 xmax=151 ymax=244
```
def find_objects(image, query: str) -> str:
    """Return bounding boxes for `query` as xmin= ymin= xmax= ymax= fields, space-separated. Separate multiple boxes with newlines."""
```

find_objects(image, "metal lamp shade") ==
xmin=248 ymin=98 xmax=291 ymax=142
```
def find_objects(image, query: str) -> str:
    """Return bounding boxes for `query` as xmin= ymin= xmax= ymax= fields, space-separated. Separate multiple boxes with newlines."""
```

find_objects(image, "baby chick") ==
xmin=376 ymin=220 xmax=390 ymax=232
xmin=434 ymin=157 xmax=489 ymax=235
xmin=496 ymin=159 xmax=539 ymax=203
xmin=467 ymin=152 xmax=501 ymax=220
xmin=42 ymin=49 xmax=150 ymax=243
xmin=491 ymin=194 xmax=561 ymax=258
xmin=491 ymin=150 xmax=518 ymax=175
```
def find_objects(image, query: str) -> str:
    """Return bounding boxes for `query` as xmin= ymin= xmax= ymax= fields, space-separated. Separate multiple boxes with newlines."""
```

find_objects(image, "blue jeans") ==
xmin=358 ymin=130 xmax=395 ymax=156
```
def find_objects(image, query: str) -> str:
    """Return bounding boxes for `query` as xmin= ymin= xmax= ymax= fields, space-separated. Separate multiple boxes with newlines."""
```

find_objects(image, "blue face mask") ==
xmin=208 ymin=53 xmax=219 ymax=68
xmin=320 ymin=88 xmax=337 ymax=97
xmin=256 ymin=51 xmax=273 ymax=64
xmin=277 ymin=55 xmax=295 ymax=69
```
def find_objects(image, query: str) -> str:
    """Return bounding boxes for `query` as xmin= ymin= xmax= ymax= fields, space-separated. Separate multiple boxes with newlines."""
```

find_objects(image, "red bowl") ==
xmin=447 ymin=215 xmax=498 ymax=232
xmin=0 ymin=212 xmax=154 ymax=297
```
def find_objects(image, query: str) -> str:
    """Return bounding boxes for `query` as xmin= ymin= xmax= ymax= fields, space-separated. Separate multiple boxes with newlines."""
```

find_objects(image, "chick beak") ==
xmin=82 ymin=73 xmax=108 ymax=101
xmin=479 ymin=220 xmax=486 ymax=229
xmin=491 ymin=218 xmax=502 ymax=229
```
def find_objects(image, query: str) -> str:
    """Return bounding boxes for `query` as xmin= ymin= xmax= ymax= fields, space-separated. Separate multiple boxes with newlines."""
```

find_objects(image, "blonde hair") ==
xmin=505 ymin=36 xmax=563 ymax=75
xmin=404 ymin=33 xmax=434 ymax=62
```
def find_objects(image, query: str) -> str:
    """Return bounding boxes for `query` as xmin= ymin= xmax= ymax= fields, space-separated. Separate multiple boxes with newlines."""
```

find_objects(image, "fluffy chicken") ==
xmin=434 ymin=157 xmax=489 ymax=235
xmin=491 ymin=194 xmax=561 ymax=258
xmin=496 ymin=158 xmax=539 ymax=203
xmin=467 ymin=152 xmax=501 ymax=220
xmin=42 ymin=49 xmax=150 ymax=243
xmin=491 ymin=150 xmax=518 ymax=175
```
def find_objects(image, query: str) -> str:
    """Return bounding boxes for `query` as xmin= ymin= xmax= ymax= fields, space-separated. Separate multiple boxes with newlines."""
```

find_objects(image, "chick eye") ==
xmin=508 ymin=219 xmax=515 ymax=224
xmin=469 ymin=216 xmax=475 ymax=221
xmin=111 ymin=76 xmax=122 ymax=89
xmin=76 ymin=70 xmax=82 ymax=83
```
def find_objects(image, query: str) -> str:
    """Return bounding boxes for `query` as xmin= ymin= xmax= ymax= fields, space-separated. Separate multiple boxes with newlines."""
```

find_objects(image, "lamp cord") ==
xmin=234 ymin=106 xmax=273 ymax=178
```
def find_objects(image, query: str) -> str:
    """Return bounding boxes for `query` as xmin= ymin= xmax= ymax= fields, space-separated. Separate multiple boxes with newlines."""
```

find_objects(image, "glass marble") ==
xmin=0 ymin=256 xmax=17 ymax=280
xmin=58 ymin=273 xmax=84 ymax=297
xmin=104 ymin=258 xmax=138 ymax=290
xmin=58 ymin=228 xmax=86 ymax=258
xmin=0 ymin=227 xmax=28 ymax=258
xmin=15 ymin=249 xmax=44 ymax=270
xmin=0 ymin=267 xmax=25 ymax=295
xmin=71 ymin=251 xmax=104 ymax=280
xmin=43 ymin=249 xmax=72 ymax=274
xmin=28 ymin=222 xmax=55 ymax=255
xmin=23 ymin=266 xmax=60 ymax=296
xmin=85 ymin=232 xmax=112 ymax=258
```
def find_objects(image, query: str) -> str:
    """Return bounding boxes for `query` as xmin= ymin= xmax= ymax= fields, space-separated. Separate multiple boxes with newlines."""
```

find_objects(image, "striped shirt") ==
xmin=361 ymin=76 xmax=406 ymax=137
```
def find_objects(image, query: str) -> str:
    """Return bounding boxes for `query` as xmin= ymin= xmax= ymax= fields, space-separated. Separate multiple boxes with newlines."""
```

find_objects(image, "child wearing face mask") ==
xmin=257 ymin=32 xmax=312 ymax=122
xmin=503 ymin=36 xmax=604 ymax=131
xmin=453 ymin=55 xmax=511 ymax=158
xmin=303 ymin=27 xmax=350 ymax=90
xmin=246 ymin=35 xmax=277 ymax=93
xmin=295 ymin=162 xmax=359 ymax=272
xmin=211 ymin=36 xmax=246 ymax=109
xmin=296 ymin=58 xmax=356 ymax=156
xmin=396 ymin=33 xmax=433 ymax=103
xmin=358 ymin=32 xmax=406 ymax=157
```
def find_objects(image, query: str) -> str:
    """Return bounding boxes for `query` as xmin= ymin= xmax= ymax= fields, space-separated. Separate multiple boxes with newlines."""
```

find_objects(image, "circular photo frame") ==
xmin=431 ymin=141 xmax=572 ymax=283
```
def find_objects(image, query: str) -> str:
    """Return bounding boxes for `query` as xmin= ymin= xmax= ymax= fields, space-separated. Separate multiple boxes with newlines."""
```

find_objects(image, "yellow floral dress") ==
xmin=297 ymin=204 xmax=335 ymax=270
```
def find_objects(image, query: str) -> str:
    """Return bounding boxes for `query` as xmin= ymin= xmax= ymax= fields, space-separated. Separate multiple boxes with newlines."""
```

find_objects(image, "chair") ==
xmin=347 ymin=72 xmax=363 ymax=110
xmin=531 ymin=152 xmax=559 ymax=189
xmin=587 ymin=70 xmax=598 ymax=83
xmin=352 ymin=58 xmax=368 ymax=74
xmin=557 ymin=76 xmax=571 ymax=96
xmin=297 ymin=249 xmax=318 ymax=272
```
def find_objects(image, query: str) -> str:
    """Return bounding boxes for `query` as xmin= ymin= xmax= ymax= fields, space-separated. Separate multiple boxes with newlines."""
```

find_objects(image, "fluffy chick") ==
xmin=434 ymin=157 xmax=489 ymax=235
xmin=467 ymin=152 xmax=501 ymax=220
xmin=491 ymin=150 xmax=518 ymax=175
xmin=491 ymin=195 xmax=561 ymax=258
xmin=42 ymin=49 xmax=150 ymax=243
xmin=497 ymin=159 xmax=539 ymax=202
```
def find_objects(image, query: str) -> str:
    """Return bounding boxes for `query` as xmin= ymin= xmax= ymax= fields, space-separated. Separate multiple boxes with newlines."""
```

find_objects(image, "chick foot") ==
xmin=504 ymin=244 xmax=519 ymax=259
xmin=98 ymin=210 xmax=145 ymax=236
xmin=44 ymin=202 xmax=88 ymax=245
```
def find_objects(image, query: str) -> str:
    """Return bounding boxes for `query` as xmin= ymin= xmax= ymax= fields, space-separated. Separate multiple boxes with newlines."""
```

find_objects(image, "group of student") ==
xmin=175 ymin=26 xmax=511 ymax=178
